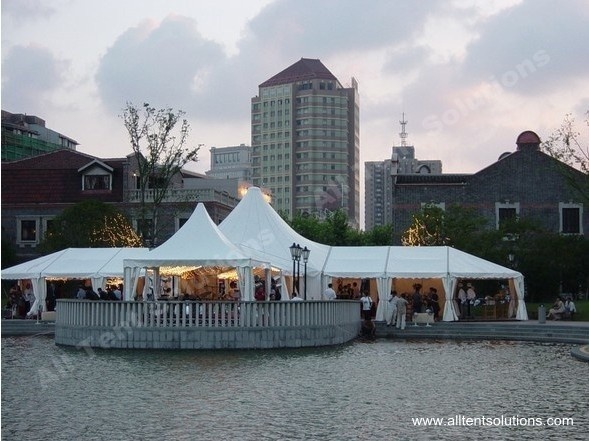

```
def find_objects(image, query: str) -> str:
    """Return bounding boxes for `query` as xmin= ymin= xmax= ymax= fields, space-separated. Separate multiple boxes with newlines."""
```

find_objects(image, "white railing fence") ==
xmin=56 ymin=299 xmax=360 ymax=329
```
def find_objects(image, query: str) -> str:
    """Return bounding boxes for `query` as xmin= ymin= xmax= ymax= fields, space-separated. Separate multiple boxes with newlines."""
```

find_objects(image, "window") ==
xmin=560 ymin=203 xmax=583 ymax=234
xmin=19 ymin=219 xmax=37 ymax=242
xmin=495 ymin=202 xmax=519 ymax=229
xmin=83 ymin=174 xmax=111 ymax=190
xmin=176 ymin=216 xmax=190 ymax=231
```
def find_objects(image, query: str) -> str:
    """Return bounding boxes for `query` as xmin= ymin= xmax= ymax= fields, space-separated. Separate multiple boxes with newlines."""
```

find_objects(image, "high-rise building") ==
xmin=1 ymin=110 xmax=79 ymax=161
xmin=251 ymin=58 xmax=359 ymax=226
xmin=364 ymin=116 xmax=442 ymax=231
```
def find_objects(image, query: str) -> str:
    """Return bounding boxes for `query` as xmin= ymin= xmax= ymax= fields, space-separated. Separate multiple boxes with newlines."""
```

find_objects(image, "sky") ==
xmin=2 ymin=0 xmax=589 ymax=221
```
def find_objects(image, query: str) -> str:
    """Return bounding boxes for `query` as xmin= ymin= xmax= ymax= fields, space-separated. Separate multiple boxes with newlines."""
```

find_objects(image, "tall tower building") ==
xmin=251 ymin=58 xmax=359 ymax=226
xmin=364 ymin=115 xmax=442 ymax=230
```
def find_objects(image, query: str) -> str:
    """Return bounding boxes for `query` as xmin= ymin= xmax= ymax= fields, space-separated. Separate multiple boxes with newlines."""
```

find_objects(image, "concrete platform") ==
xmin=375 ymin=320 xmax=589 ymax=345
xmin=1 ymin=319 xmax=56 ymax=337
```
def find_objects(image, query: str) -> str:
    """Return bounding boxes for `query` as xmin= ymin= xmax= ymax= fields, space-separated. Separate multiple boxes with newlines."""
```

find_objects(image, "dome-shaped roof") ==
xmin=516 ymin=130 xmax=541 ymax=145
xmin=516 ymin=130 xmax=541 ymax=151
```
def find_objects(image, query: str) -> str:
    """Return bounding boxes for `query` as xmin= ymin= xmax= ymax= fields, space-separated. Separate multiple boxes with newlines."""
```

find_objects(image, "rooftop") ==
xmin=259 ymin=58 xmax=338 ymax=88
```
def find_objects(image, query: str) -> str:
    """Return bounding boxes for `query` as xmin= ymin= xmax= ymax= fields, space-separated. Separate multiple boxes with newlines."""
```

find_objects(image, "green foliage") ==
xmin=39 ymin=200 xmax=143 ymax=252
xmin=287 ymin=210 xmax=392 ymax=246
xmin=401 ymin=203 xmax=589 ymax=303
xmin=1 ymin=240 xmax=18 ymax=269
xmin=402 ymin=203 xmax=491 ymax=249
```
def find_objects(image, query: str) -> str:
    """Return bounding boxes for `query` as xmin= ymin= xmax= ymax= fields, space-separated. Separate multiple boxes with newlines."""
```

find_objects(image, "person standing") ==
xmin=359 ymin=292 xmax=373 ymax=320
xmin=428 ymin=287 xmax=440 ymax=321
xmin=386 ymin=290 xmax=398 ymax=327
xmin=457 ymin=283 xmax=467 ymax=318
xmin=23 ymin=283 xmax=35 ymax=315
xmin=466 ymin=283 xmax=476 ymax=318
xmin=323 ymin=283 xmax=337 ymax=300
xmin=395 ymin=292 xmax=409 ymax=330
xmin=411 ymin=284 xmax=423 ymax=314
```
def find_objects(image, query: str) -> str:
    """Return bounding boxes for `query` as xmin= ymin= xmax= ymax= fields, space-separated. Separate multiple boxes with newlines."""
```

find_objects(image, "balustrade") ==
xmin=56 ymin=299 xmax=358 ymax=330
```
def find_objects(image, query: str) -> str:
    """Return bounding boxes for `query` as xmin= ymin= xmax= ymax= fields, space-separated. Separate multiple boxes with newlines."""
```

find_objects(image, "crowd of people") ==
xmin=5 ymin=283 xmax=36 ymax=319
xmin=75 ymin=283 xmax=123 ymax=301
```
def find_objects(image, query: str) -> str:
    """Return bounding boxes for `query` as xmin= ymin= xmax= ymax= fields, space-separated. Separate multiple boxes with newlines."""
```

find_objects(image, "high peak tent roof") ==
xmin=124 ymin=203 xmax=270 ymax=269
xmin=219 ymin=187 xmax=330 ymax=275
xmin=1 ymin=247 xmax=150 ymax=280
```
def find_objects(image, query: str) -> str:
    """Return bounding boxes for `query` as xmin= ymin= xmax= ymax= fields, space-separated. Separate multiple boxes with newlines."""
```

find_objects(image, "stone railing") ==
xmin=54 ymin=299 xmax=361 ymax=350
xmin=125 ymin=188 xmax=239 ymax=206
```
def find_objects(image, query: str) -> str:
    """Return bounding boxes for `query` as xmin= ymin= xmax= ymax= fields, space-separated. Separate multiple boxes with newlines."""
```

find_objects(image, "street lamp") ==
xmin=301 ymin=246 xmax=310 ymax=300
xmin=289 ymin=243 xmax=302 ymax=297
xmin=508 ymin=253 xmax=515 ymax=268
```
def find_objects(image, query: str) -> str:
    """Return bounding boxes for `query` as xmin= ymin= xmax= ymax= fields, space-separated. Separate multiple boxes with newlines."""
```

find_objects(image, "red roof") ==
xmin=259 ymin=58 xmax=338 ymax=87
xmin=1 ymin=149 xmax=125 ymax=203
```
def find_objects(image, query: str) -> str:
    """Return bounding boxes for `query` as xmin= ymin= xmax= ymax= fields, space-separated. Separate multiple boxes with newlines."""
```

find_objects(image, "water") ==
xmin=2 ymin=336 xmax=588 ymax=441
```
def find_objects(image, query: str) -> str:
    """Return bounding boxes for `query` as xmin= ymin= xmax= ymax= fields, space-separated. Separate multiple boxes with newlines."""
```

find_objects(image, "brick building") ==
xmin=1 ymin=149 xmax=240 ymax=262
xmin=390 ymin=131 xmax=588 ymax=243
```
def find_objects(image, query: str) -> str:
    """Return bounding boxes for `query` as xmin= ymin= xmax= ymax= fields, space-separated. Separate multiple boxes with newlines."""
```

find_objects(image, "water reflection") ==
xmin=2 ymin=337 xmax=587 ymax=440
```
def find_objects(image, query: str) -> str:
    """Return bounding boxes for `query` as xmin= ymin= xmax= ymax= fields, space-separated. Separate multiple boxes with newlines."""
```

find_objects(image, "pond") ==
xmin=2 ymin=336 xmax=587 ymax=440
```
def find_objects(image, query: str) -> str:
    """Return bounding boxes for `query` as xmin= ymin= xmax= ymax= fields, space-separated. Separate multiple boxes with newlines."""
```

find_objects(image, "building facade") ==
xmin=251 ymin=58 xmax=360 ymax=226
xmin=1 ymin=149 xmax=240 ymax=263
xmin=206 ymin=144 xmax=252 ymax=181
xmin=365 ymin=118 xmax=442 ymax=231
xmin=390 ymin=131 xmax=588 ymax=243
xmin=1 ymin=110 xmax=79 ymax=161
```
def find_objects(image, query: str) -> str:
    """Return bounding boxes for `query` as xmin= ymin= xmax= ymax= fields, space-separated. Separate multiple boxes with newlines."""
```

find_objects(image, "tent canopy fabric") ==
xmin=123 ymin=203 xmax=270 ymax=269
xmin=1 ymin=247 xmax=150 ymax=280
xmin=219 ymin=187 xmax=330 ymax=276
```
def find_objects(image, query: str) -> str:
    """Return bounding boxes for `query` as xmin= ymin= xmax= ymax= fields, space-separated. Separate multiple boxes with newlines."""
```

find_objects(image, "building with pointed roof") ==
xmin=251 ymin=58 xmax=360 ymax=227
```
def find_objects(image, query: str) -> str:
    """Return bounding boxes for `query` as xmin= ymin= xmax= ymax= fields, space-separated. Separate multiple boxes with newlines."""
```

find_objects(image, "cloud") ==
xmin=461 ymin=0 xmax=589 ymax=95
xmin=1 ymin=44 xmax=68 ymax=112
xmin=1 ymin=0 xmax=57 ymax=24
xmin=95 ymin=15 xmax=226 ymax=116
xmin=244 ymin=0 xmax=440 ymax=55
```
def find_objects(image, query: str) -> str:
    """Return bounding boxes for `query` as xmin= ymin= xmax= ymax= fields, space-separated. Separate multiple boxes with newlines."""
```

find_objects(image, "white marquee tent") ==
xmin=122 ymin=203 xmax=272 ymax=301
xmin=323 ymin=245 xmax=526 ymax=321
xmin=220 ymin=187 xmax=331 ymax=297
xmin=220 ymin=187 xmax=527 ymax=320
xmin=2 ymin=187 xmax=528 ymax=321
xmin=1 ymin=247 xmax=149 ymax=315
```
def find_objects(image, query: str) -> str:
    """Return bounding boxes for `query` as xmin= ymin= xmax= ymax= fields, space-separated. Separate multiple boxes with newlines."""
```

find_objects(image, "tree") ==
xmin=401 ymin=204 xmax=448 ymax=246
xmin=542 ymin=111 xmax=589 ymax=203
xmin=121 ymin=102 xmax=200 ymax=246
xmin=40 ymin=200 xmax=142 ymax=252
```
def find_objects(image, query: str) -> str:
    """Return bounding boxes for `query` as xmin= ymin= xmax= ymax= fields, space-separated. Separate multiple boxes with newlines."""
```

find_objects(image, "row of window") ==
xmin=14 ymin=202 xmax=583 ymax=246
xmin=15 ymin=214 xmax=197 ymax=246
xmin=422 ymin=202 xmax=583 ymax=234
xmin=260 ymin=86 xmax=292 ymax=98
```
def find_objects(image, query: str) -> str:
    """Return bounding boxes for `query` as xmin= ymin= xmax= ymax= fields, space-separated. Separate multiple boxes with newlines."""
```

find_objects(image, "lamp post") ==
xmin=289 ymin=243 xmax=302 ymax=297
xmin=508 ymin=252 xmax=515 ymax=268
xmin=301 ymin=246 xmax=310 ymax=300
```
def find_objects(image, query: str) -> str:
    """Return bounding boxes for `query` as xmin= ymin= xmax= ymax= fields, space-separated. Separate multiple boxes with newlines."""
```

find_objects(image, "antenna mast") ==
xmin=399 ymin=113 xmax=408 ymax=147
